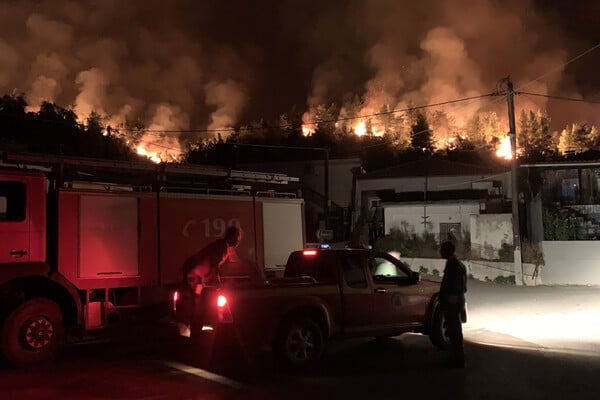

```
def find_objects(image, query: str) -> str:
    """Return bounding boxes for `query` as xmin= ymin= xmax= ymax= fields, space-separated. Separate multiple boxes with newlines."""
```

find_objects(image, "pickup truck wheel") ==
xmin=429 ymin=306 xmax=450 ymax=350
xmin=277 ymin=316 xmax=323 ymax=369
xmin=1 ymin=298 xmax=65 ymax=368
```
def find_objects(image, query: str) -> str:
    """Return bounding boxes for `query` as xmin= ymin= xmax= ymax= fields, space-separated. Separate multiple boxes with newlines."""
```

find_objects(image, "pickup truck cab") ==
xmin=175 ymin=248 xmax=448 ymax=369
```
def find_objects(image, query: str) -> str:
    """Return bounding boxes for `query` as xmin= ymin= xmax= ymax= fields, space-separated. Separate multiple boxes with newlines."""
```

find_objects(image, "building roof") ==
xmin=357 ymin=157 xmax=509 ymax=180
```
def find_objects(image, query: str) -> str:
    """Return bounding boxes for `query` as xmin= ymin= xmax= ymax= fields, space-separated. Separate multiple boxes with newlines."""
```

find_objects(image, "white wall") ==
xmin=470 ymin=214 xmax=513 ymax=259
xmin=541 ymin=241 xmax=600 ymax=285
xmin=401 ymin=257 xmax=540 ymax=286
xmin=384 ymin=202 xmax=480 ymax=237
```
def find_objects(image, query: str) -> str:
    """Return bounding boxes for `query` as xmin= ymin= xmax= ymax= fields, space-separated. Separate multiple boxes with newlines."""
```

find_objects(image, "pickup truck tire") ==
xmin=276 ymin=316 xmax=324 ymax=370
xmin=429 ymin=306 xmax=450 ymax=350
xmin=1 ymin=298 xmax=65 ymax=367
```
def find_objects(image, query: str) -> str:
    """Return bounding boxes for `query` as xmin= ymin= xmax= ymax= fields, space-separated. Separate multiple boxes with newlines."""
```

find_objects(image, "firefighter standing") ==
xmin=439 ymin=241 xmax=467 ymax=368
xmin=183 ymin=226 xmax=243 ymax=294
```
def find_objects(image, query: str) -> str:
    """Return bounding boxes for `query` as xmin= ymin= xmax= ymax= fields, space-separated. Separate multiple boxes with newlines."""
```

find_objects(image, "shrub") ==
xmin=419 ymin=266 xmax=429 ymax=274
xmin=493 ymin=275 xmax=516 ymax=285
xmin=498 ymin=242 xmax=513 ymax=262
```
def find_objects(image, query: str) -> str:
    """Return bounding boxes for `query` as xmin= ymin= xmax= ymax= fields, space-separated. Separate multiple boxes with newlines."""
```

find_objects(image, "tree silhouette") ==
xmin=410 ymin=112 xmax=433 ymax=153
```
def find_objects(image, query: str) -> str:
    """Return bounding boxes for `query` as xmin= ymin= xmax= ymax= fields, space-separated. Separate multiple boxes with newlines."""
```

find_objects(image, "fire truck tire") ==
xmin=276 ymin=316 xmax=324 ymax=370
xmin=429 ymin=306 xmax=450 ymax=350
xmin=1 ymin=298 xmax=66 ymax=367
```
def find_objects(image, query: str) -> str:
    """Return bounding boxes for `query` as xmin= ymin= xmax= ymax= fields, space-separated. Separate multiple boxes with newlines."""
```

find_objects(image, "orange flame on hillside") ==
xmin=136 ymin=145 xmax=162 ymax=163
xmin=354 ymin=121 xmax=367 ymax=136
xmin=496 ymin=136 xmax=512 ymax=160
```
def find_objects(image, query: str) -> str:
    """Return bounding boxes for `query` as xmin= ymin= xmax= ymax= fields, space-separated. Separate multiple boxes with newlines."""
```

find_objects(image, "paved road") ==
xmin=1 ymin=281 xmax=599 ymax=400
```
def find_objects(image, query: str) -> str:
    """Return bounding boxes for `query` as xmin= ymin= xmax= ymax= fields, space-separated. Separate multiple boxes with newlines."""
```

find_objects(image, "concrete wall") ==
xmin=470 ymin=214 xmax=513 ymax=259
xmin=401 ymin=257 xmax=541 ymax=286
xmin=384 ymin=202 xmax=480 ymax=237
xmin=541 ymin=241 xmax=600 ymax=285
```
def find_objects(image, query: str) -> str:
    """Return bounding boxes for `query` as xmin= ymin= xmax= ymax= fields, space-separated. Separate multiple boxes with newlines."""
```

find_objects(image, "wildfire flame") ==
xmin=302 ymin=126 xmax=314 ymax=136
xmin=137 ymin=145 xmax=162 ymax=163
xmin=496 ymin=136 xmax=513 ymax=160
xmin=354 ymin=121 xmax=367 ymax=136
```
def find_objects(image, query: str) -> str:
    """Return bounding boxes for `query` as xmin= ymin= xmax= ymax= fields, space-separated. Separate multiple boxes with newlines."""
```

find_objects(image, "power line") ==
xmin=303 ymin=94 xmax=495 ymax=126
xmin=489 ymin=42 xmax=600 ymax=108
xmin=516 ymin=91 xmax=600 ymax=105
xmin=516 ymin=42 xmax=600 ymax=92
xmin=120 ymin=93 xmax=495 ymax=134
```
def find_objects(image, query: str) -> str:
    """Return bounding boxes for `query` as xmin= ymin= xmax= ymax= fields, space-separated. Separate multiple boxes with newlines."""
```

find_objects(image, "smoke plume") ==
xmin=0 ymin=0 xmax=597 ymax=155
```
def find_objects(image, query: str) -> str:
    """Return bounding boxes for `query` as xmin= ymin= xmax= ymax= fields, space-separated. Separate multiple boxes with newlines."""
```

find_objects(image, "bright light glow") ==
xmin=472 ymin=310 xmax=600 ymax=342
xmin=217 ymin=295 xmax=228 ymax=308
xmin=354 ymin=121 xmax=367 ymax=136
xmin=201 ymin=325 xmax=214 ymax=331
xmin=302 ymin=126 xmax=314 ymax=136
xmin=303 ymin=250 xmax=317 ymax=256
xmin=496 ymin=136 xmax=513 ymax=159
xmin=172 ymin=291 xmax=179 ymax=311
xmin=137 ymin=145 xmax=162 ymax=163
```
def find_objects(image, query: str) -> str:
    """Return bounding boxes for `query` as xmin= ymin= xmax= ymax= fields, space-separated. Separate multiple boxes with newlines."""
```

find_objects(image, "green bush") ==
xmin=419 ymin=266 xmax=429 ymax=274
xmin=498 ymin=242 xmax=513 ymax=262
xmin=493 ymin=275 xmax=516 ymax=285
xmin=374 ymin=227 xmax=439 ymax=258
xmin=432 ymin=269 xmax=440 ymax=277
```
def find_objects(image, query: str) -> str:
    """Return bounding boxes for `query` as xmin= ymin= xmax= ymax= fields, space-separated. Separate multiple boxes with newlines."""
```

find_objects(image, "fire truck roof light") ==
xmin=303 ymin=250 xmax=317 ymax=256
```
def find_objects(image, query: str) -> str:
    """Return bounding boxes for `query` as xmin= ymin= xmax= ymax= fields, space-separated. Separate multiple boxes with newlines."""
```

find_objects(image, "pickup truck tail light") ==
xmin=172 ymin=290 xmax=179 ymax=312
xmin=303 ymin=250 xmax=317 ymax=256
xmin=217 ymin=294 xmax=233 ymax=323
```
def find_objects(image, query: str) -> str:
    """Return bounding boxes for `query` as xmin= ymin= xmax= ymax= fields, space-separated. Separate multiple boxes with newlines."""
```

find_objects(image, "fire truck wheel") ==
xmin=430 ymin=306 xmax=450 ymax=350
xmin=276 ymin=316 xmax=323 ymax=370
xmin=1 ymin=298 xmax=65 ymax=368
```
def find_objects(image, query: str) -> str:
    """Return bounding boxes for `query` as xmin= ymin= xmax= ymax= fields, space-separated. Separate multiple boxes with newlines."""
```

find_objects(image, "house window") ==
xmin=440 ymin=223 xmax=461 ymax=243
xmin=0 ymin=181 xmax=27 ymax=222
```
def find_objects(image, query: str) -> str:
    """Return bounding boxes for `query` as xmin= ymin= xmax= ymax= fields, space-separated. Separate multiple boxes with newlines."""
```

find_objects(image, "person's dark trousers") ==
xmin=444 ymin=305 xmax=464 ymax=367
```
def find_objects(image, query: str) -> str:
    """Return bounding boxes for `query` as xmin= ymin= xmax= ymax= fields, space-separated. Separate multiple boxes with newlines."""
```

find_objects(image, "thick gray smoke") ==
xmin=0 ymin=0 xmax=597 ymax=156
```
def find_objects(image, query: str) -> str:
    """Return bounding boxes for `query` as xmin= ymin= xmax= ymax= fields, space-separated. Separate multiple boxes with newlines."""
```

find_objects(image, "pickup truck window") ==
xmin=340 ymin=255 xmax=367 ymax=288
xmin=369 ymin=256 xmax=409 ymax=279
xmin=0 ymin=181 xmax=26 ymax=222
xmin=284 ymin=252 xmax=335 ymax=283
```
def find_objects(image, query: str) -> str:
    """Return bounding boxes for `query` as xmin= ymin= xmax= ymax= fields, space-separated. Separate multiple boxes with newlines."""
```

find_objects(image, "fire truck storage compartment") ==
xmin=79 ymin=195 xmax=139 ymax=278
xmin=58 ymin=189 xmax=158 ymax=289
xmin=261 ymin=198 xmax=304 ymax=268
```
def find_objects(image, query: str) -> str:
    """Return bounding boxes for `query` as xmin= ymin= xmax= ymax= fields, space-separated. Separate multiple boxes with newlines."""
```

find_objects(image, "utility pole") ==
xmin=324 ymin=147 xmax=330 ymax=229
xmin=505 ymin=77 xmax=524 ymax=285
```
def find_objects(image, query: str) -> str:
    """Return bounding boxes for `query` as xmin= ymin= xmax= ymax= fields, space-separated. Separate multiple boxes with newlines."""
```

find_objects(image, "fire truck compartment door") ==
xmin=79 ymin=195 xmax=139 ymax=278
xmin=261 ymin=199 xmax=304 ymax=269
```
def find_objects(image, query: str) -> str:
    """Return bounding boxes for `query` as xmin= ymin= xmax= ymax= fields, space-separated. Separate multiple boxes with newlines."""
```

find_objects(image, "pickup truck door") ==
xmin=0 ymin=178 xmax=30 ymax=263
xmin=368 ymin=256 xmax=429 ymax=330
xmin=338 ymin=254 xmax=375 ymax=335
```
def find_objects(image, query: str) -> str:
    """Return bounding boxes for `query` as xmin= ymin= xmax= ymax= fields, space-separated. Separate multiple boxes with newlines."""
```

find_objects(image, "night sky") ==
xmin=0 ymin=0 xmax=598 ymax=145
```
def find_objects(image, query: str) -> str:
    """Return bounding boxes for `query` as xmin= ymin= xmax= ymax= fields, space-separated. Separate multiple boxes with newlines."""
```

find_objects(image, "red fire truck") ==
xmin=0 ymin=152 xmax=305 ymax=367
